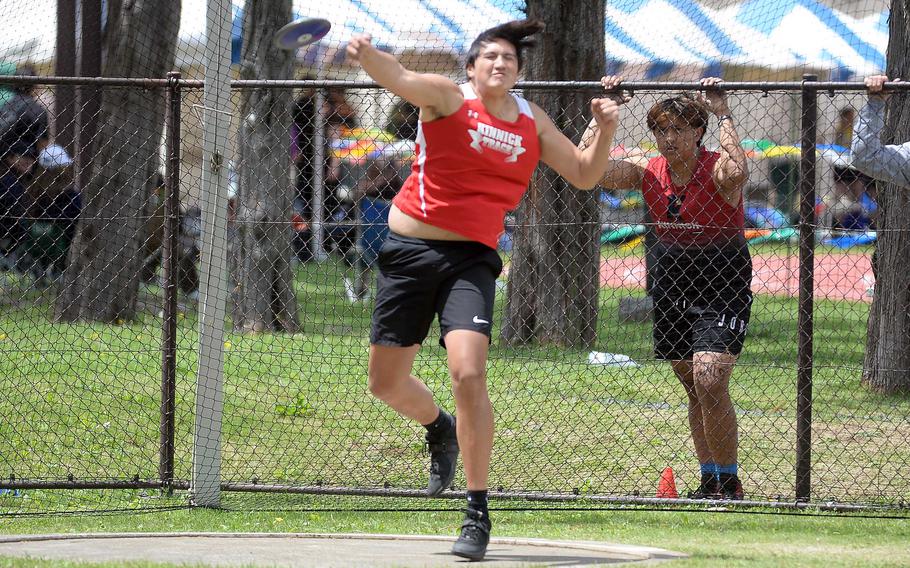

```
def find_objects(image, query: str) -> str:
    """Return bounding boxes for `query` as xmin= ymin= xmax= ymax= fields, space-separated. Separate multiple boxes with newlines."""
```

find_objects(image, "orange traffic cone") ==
xmin=656 ymin=466 xmax=679 ymax=498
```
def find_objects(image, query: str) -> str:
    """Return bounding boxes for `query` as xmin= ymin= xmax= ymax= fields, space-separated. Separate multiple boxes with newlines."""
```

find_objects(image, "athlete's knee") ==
xmin=450 ymin=364 xmax=487 ymax=398
xmin=693 ymin=353 xmax=735 ymax=390
xmin=367 ymin=368 xmax=403 ymax=400
xmin=693 ymin=368 xmax=731 ymax=400
xmin=695 ymin=379 xmax=729 ymax=404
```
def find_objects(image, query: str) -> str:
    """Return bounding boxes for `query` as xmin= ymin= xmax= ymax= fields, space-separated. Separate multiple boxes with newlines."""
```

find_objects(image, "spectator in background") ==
xmin=292 ymin=88 xmax=359 ymax=261
xmin=851 ymin=74 xmax=908 ymax=285
xmin=852 ymin=75 xmax=910 ymax=188
xmin=139 ymin=173 xmax=200 ymax=299
xmin=833 ymin=106 xmax=855 ymax=149
xmin=23 ymin=137 xmax=80 ymax=284
xmin=0 ymin=63 xmax=48 ymax=159
xmin=0 ymin=62 xmax=48 ymax=267
xmin=322 ymin=97 xmax=360 ymax=264
xmin=343 ymin=155 xmax=404 ymax=302
xmin=384 ymin=98 xmax=418 ymax=141
xmin=830 ymin=106 xmax=877 ymax=231
xmin=292 ymin=88 xmax=317 ymax=221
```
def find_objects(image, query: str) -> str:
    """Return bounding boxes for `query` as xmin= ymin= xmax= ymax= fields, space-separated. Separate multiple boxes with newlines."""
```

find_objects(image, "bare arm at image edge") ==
xmin=851 ymin=97 xmax=910 ymax=188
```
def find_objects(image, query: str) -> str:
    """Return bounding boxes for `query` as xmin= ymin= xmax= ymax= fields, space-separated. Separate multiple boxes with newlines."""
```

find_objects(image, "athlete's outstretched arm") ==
xmin=347 ymin=34 xmax=462 ymax=118
xmin=579 ymin=116 xmax=647 ymax=190
xmin=576 ymin=75 xmax=645 ymax=190
xmin=534 ymin=97 xmax=622 ymax=190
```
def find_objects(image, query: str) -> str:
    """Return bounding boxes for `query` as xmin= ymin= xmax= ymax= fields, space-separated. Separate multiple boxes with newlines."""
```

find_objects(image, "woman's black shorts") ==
xmin=370 ymin=232 xmax=503 ymax=348
xmin=650 ymin=242 xmax=753 ymax=360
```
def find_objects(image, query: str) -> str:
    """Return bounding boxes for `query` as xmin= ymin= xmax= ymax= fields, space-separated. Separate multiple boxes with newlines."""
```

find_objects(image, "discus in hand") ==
xmin=273 ymin=17 xmax=332 ymax=50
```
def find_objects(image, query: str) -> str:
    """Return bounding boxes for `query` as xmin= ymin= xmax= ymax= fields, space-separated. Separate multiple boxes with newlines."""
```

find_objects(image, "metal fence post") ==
xmin=192 ymin=0 xmax=233 ymax=508
xmin=311 ymin=87 xmax=328 ymax=261
xmin=796 ymin=74 xmax=818 ymax=502
xmin=159 ymin=71 xmax=181 ymax=492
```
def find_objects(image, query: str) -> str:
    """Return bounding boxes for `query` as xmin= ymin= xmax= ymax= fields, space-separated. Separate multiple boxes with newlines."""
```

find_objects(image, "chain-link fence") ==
xmin=0 ymin=74 xmax=908 ymax=515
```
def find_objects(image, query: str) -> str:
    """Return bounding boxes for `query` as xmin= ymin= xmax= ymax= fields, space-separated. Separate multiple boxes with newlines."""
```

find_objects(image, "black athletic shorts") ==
xmin=650 ymin=241 xmax=753 ymax=360
xmin=370 ymin=232 xmax=503 ymax=347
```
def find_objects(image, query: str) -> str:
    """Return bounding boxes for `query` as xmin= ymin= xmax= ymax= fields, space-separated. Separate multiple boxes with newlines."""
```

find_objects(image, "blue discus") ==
xmin=273 ymin=17 xmax=331 ymax=50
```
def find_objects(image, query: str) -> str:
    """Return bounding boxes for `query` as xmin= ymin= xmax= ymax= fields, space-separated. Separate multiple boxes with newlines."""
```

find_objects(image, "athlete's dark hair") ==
xmin=646 ymin=93 xmax=710 ymax=146
xmin=465 ymin=18 xmax=545 ymax=72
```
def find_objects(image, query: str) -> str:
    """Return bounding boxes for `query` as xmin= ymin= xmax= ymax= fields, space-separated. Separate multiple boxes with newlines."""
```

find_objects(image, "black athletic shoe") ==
xmin=718 ymin=473 xmax=744 ymax=500
xmin=451 ymin=508 xmax=492 ymax=561
xmin=426 ymin=417 xmax=458 ymax=496
xmin=687 ymin=472 xmax=721 ymax=499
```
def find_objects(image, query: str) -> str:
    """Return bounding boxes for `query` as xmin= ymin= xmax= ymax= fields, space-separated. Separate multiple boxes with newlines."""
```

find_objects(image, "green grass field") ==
xmin=0 ymin=244 xmax=908 ymax=565
xmin=0 ymin=245 xmax=906 ymax=507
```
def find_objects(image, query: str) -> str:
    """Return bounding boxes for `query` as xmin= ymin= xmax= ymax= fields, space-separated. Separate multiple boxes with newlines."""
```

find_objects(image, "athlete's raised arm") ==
xmin=578 ymin=76 xmax=646 ymax=190
xmin=533 ymin=96 xmax=622 ymax=190
xmin=347 ymin=34 xmax=463 ymax=120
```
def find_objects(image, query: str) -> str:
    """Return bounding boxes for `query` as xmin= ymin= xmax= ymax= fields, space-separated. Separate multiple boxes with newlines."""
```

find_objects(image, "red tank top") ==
xmin=393 ymin=84 xmax=540 ymax=249
xmin=641 ymin=149 xmax=745 ymax=246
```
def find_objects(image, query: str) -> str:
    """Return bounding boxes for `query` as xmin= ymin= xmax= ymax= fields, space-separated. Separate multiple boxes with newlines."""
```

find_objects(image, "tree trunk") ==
xmin=55 ymin=0 xmax=180 ymax=323
xmin=230 ymin=0 xmax=300 ymax=333
xmin=862 ymin=0 xmax=910 ymax=393
xmin=500 ymin=1 xmax=606 ymax=347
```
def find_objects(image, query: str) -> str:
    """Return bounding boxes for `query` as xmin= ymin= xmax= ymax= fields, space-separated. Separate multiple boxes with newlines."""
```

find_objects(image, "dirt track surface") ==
xmin=600 ymin=253 xmax=874 ymax=302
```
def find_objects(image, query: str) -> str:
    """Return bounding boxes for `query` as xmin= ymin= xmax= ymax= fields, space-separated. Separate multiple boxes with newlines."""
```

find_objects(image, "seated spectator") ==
xmin=828 ymin=166 xmax=876 ymax=231
xmin=23 ymin=139 xmax=80 ymax=284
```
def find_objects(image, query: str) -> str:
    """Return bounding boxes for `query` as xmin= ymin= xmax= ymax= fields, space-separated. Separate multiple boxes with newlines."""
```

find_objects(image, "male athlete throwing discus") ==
xmin=586 ymin=76 xmax=751 ymax=500
xmin=347 ymin=19 xmax=619 ymax=560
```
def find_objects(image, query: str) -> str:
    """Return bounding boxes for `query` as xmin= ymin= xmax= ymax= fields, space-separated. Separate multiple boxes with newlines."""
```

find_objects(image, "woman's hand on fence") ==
xmin=600 ymin=75 xmax=632 ymax=105
xmin=698 ymin=77 xmax=730 ymax=116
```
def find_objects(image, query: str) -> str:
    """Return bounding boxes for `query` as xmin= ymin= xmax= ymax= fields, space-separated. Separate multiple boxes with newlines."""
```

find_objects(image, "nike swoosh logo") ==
xmin=472 ymin=316 xmax=489 ymax=324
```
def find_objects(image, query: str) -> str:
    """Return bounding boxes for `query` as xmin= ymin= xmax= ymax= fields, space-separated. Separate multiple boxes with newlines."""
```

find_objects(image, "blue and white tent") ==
xmin=601 ymin=0 xmax=888 ymax=77
xmin=0 ymin=0 xmax=890 ymax=78
xmin=709 ymin=0 xmax=888 ymax=74
xmin=239 ymin=0 xmax=889 ymax=77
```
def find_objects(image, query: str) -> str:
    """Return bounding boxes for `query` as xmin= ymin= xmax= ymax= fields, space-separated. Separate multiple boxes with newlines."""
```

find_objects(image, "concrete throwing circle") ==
xmin=0 ymin=533 xmax=686 ymax=566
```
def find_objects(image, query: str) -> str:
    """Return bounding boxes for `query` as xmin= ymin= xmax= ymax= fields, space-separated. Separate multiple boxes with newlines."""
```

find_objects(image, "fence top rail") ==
xmin=0 ymin=75 xmax=195 ymax=88
xmin=5 ymin=75 xmax=910 ymax=93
